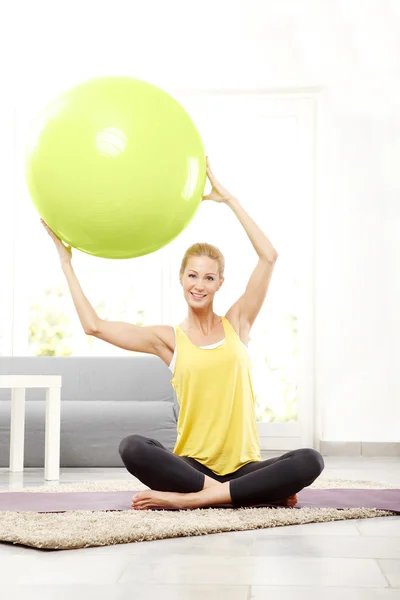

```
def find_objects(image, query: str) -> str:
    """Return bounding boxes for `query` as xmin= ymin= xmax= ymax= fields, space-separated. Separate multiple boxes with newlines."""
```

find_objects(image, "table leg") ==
xmin=45 ymin=386 xmax=61 ymax=481
xmin=10 ymin=388 xmax=26 ymax=472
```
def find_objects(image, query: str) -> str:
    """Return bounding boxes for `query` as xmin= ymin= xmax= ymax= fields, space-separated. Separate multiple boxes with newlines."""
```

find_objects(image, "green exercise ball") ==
xmin=26 ymin=76 xmax=206 ymax=259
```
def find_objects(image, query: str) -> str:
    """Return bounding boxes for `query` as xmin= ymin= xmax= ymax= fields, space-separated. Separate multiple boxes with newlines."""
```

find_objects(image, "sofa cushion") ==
xmin=0 ymin=355 xmax=179 ymax=467
xmin=0 ymin=399 xmax=177 ymax=467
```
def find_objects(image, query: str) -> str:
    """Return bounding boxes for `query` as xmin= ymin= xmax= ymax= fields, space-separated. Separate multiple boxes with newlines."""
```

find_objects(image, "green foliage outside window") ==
xmin=254 ymin=312 xmax=298 ymax=423
xmin=29 ymin=284 xmax=73 ymax=356
xmin=29 ymin=284 xmax=145 ymax=356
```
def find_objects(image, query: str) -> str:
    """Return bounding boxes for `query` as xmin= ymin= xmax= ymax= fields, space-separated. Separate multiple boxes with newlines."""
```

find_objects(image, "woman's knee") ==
xmin=295 ymin=448 xmax=325 ymax=478
xmin=118 ymin=434 xmax=147 ymax=461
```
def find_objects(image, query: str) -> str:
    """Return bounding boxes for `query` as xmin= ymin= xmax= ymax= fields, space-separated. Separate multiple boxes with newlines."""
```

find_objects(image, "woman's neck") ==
xmin=183 ymin=311 xmax=222 ymax=335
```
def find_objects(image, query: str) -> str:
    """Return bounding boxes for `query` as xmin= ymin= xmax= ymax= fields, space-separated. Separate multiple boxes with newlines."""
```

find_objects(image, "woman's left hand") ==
xmin=202 ymin=157 xmax=235 ymax=204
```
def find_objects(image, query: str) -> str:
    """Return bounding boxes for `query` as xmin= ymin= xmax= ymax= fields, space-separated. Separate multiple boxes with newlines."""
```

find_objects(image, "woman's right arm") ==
xmin=42 ymin=220 xmax=170 ymax=356
xmin=61 ymin=262 xmax=99 ymax=333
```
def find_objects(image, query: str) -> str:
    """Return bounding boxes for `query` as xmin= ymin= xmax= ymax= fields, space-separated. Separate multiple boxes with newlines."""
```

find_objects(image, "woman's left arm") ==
xmin=203 ymin=159 xmax=278 ymax=329
xmin=226 ymin=195 xmax=278 ymax=263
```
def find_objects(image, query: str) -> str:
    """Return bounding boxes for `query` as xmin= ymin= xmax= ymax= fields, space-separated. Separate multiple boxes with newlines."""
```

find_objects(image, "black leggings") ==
xmin=119 ymin=434 xmax=325 ymax=508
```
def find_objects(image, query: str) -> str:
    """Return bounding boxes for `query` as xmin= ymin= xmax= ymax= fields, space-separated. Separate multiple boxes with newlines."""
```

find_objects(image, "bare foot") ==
xmin=131 ymin=490 xmax=299 ymax=511
xmin=131 ymin=490 xmax=189 ymax=510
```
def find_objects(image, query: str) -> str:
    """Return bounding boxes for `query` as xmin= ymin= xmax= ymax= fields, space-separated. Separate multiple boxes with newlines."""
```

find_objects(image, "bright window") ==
xmin=2 ymin=92 xmax=315 ymax=431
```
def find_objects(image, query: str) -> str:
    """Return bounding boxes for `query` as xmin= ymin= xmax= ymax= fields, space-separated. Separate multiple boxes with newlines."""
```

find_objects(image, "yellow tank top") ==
xmin=171 ymin=316 xmax=261 ymax=476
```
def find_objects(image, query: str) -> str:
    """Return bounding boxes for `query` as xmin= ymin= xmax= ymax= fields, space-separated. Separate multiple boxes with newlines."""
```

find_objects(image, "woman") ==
xmin=43 ymin=158 xmax=324 ymax=511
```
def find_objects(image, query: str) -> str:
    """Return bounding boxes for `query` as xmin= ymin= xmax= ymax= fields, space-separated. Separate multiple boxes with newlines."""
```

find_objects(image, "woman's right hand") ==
xmin=41 ymin=219 xmax=72 ymax=265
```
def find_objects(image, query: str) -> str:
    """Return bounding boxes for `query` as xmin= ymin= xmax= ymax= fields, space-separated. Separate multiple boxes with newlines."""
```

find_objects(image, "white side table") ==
xmin=0 ymin=375 xmax=62 ymax=481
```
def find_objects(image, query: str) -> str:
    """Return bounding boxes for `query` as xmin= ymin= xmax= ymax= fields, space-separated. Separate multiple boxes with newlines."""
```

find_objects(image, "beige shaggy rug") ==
xmin=0 ymin=477 xmax=396 ymax=551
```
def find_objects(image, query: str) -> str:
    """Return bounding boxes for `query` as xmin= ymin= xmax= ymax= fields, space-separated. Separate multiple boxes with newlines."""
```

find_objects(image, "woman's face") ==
xmin=181 ymin=256 xmax=223 ymax=307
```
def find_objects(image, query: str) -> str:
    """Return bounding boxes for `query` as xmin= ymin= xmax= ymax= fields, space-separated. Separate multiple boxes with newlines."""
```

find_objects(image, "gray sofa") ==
xmin=0 ymin=356 xmax=178 ymax=468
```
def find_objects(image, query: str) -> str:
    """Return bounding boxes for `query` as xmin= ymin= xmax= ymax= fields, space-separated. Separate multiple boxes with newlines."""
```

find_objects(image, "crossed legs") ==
xmin=118 ymin=434 xmax=324 ymax=510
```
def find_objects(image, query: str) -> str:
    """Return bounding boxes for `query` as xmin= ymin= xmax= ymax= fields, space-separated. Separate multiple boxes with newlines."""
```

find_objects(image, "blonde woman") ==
xmin=43 ymin=158 xmax=324 ymax=511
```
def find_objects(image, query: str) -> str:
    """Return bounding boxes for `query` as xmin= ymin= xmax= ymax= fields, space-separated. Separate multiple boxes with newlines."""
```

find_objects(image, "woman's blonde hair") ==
xmin=179 ymin=243 xmax=225 ymax=280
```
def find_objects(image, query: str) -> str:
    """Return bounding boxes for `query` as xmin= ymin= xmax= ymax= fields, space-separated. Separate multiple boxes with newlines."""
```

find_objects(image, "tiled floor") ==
xmin=0 ymin=457 xmax=399 ymax=599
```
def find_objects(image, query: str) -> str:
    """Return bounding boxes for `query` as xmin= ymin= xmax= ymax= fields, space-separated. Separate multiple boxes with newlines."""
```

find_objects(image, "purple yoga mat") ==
xmin=0 ymin=488 xmax=399 ymax=513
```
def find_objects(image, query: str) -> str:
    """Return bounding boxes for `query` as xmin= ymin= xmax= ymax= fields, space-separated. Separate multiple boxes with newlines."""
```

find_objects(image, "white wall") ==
xmin=2 ymin=0 xmax=399 ymax=442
